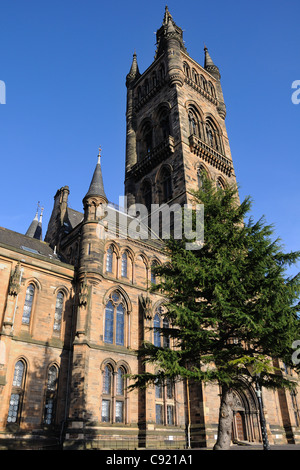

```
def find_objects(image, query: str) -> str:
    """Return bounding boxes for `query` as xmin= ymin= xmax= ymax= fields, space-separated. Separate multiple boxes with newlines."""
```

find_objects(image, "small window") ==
xmin=22 ymin=284 xmax=35 ymax=324
xmin=161 ymin=168 xmax=172 ymax=203
xmin=104 ymin=293 xmax=126 ymax=347
xmin=7 ymin=360 xmax=26 ymax=424
xmin=153 ymin=313 xmax=161 ymax=347
xmin=121 ymin=252 xmax=128 ymax=278
xmin=44 ymin=365 xmax=58 ymax=425
xmin=104 ymin=301 xmax=114 ymax=344
xmin=106 ymin=247 xmax=113 ymax=273
xmin=101 ymin=363 xmax=128 ymax=424
xmin=53 ymin=292 xmax=64 ymax=332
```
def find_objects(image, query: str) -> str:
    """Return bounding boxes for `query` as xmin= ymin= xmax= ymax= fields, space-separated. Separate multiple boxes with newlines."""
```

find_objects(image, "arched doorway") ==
xmin=231 ymin=384 xmax=262 ymax=444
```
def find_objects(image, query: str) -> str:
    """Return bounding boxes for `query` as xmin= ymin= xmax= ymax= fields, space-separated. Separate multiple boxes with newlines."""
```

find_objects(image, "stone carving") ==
xmin=139 ymin=294 xmax=152 ymax=320
xmin=8 ymin=263 xmax=21 ymax=297
xmin=78 ymin=274 xmax=88 ymax=307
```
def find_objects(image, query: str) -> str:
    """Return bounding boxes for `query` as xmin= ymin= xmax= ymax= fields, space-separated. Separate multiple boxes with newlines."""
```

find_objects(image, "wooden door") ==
xmin=235 ymin=411 xmax=245 ymax=441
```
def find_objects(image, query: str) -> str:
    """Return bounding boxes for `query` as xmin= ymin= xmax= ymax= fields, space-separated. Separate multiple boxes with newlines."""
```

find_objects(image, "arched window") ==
xmin=159 ymin=109 xmax=171 ymax=140
xmin=44 ymin=365 xmax=59 ymax=425
xmin=192 ymin=68 xmax=198 ymax=84
xmin=22 ymin=284 xmax=35 ymax=324
xmin=104 ymin=301 xmax=114 ymax=344
xmin=101 ymin=364 xmax=113 ymax=422
xmin=101 ymin=363 xmax=128 ymax=424
xmin=206 ymin=124 xmax=214 ymax=147
xmin=106 ymin=246 xmax=113 ymax=273
xmin=104 ymin=292 xmax=126 ymax=346
xmin=151 ymin=262 xmax=158 ymax=285
xmin=216 ymin=177 xmax=225 ymax=190
xmin=208 ymin=81 xmax=216 ymax=97
xmin=143 ymin=123 xmax=153 ymax=155
xmin=197 ymin=166 xmax=206 ymax=190
xmin=200 ymin=75 xmax=207 ymax=91
xmin=183 ymin=62 xmax=190 ymax=78
xmin=206 ymin=120 xmax=220 ymax=151
xmin=116 ymin=304 xmax=125 ymax=346
xmin=163 ymin=317 xmax=170 ymax=348
xmin=7 ymin=360 xmax=26 ymax=424
xmin=153 ymin=306 xmax=171 ymax=349
xmin=153 ymin=313 xmax=161 ymax=347
xmin=121 ymin=252 xmax=128 ymax=278
xmin=161 ymin=167 xmax=172 ymax=203
xmin=142 ymin=181 xmax=152 ymax=212
xmin=155 ymin=377 xmax=176 ymax=426
xmin=53 ymin=291 xmax=64 ymax=332
xmin=116 ymin=367 xmax=126 ymax=423
xmin=152 ymin=72 xmax=157 ymax=87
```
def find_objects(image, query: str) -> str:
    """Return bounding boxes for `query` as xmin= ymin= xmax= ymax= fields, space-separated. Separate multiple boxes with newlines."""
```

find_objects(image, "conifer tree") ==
xmin=129 ymin=177 xmax=300 ymax=450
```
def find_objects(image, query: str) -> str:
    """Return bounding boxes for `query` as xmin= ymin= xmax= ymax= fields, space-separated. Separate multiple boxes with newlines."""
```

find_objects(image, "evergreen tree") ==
xmin=129 ymin=177 xmax=300 ymax=450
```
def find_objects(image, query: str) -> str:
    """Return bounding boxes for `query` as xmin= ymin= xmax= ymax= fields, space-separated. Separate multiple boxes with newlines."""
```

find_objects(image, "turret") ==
xmin=155 ymin=6 xmax=185 ymax=87
xmin=25 ymin=204 xmax=43 ymax=240
xmin=78 ymin=148 xmax=108 ymax=279
xmin=204 ymin=45 xmax=226 ymax=119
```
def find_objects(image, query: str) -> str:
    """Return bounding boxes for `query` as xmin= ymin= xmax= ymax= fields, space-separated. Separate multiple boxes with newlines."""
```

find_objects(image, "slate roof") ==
xmin=0 ymin=226 xmax=61 ymax=261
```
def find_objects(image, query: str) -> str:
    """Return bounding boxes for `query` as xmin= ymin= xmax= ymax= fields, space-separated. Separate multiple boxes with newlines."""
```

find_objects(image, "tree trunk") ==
xmin=213 ymin=385 xmax=234 ymax=450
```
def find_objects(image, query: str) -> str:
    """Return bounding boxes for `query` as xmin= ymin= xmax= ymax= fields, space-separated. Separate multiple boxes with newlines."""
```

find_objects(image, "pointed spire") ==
xmin=84 ymin=147 xmax=107 ymax=202
xmin=126 ymin=51 xmax=140 ymax=85
xmin=25 ymin=203 xmax=43 ymax=240
xmin=155 ymin=6 xmax=187 ymax=59
xmin=163 ymin=5 xmax=173 ymax=25
xmin=204 ymin=45 xmax=220 ymax=79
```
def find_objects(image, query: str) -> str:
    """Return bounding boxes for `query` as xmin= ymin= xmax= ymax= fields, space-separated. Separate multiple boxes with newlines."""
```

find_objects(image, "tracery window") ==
xmin=101 ymin=363 xmax=128 ymax=424
xmin=22 ymin=284 xmax=35 ymax=324
xmin=7 ymin=360 xmax=26 ymax=424
xmin=104 ymin=292 xmax=126 ymax=346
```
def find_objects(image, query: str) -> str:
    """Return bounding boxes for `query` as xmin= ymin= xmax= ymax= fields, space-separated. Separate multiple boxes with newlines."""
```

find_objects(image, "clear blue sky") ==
xmin=0 ymin=0 xmax=299 ymax=275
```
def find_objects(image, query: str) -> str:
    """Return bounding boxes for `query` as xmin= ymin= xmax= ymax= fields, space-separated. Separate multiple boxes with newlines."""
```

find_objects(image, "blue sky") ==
xmin=0 ymin=0 xmax=299 ymax=275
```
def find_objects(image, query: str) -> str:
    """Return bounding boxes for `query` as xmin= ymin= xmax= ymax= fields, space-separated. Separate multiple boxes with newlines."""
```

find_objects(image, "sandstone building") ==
xmin=0 ymin=7 xmax=299 ymax=449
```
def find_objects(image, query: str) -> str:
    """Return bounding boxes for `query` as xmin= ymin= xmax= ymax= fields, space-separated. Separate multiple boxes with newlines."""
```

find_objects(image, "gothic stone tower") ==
xmin=125 ymin=6 xmax=237 ymax=215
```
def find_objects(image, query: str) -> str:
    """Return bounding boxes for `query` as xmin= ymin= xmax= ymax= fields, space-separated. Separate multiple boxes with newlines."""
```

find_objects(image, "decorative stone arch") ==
xmin=116 ymin=359 xmax=132 ymax=376
xmin=216 ymin=175 xmax=227 ymax=189
xmin=186 ymin=102 xmax=205 ymax=140
xmin=203 ymin=114 xmax=224 ymax=153
xmin=231 ymin=381 xmax=261 ymax=443
xmin=53 ymin=285 xmax=70 ymax=298
xmin=195 ymin=162 xmax=211 ymax=189
xmin=103 ymin=285 xmax=132 ymax=314
xmin=100 ymin=357 xmax=117 ymax=371
xmin=24 ymin=277 xmax=42 ymax=292
xmin=134 ymin=251 xmax=150 ymax=270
